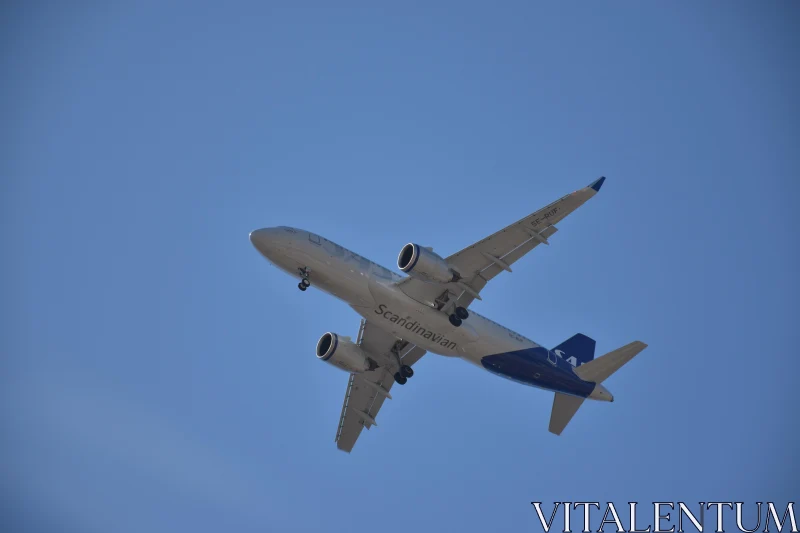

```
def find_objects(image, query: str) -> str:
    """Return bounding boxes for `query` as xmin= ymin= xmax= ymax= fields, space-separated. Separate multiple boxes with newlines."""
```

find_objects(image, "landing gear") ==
xmin=297 ymin=267 xmax=311 ymax=291
xmin=449 ymin=314 xmax=463 ymax=327
xmin=455 ymin=306 xmax=469 ymax=320
xmin=389 ymin=342 xmax=414 ymax=384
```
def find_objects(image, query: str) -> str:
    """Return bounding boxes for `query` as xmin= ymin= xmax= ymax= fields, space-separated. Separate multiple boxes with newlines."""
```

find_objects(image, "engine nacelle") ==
xmin=316 ymin=332 xmax=376 ymax=374
xmin=397 ymin=243 xmax=457 ymax=283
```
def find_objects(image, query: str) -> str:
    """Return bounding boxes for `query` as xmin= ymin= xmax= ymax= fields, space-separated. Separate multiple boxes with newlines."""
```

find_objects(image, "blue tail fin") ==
xmin=553 ymin=334 xmax=596 ymax=368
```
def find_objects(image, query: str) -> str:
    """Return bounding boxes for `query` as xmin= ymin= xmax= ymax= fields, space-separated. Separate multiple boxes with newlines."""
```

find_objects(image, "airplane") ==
xmin=249 ymin=177 xmax=648 ymax=453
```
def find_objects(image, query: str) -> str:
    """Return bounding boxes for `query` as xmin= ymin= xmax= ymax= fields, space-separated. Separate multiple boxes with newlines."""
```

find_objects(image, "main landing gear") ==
xmin=393 ymin=365 xmax=414 ymax=385
xmin=297 ymin=267 xmax=311 ymax=291
xmin=448 ymin=306 xmax=469 ymax=327
xmin=391 ymin=343 xmax=415 ymax=385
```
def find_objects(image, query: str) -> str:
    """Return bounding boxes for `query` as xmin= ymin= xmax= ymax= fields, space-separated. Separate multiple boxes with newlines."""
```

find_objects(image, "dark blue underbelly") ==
xmin=481 ymin=348 xmax=595 ymax=398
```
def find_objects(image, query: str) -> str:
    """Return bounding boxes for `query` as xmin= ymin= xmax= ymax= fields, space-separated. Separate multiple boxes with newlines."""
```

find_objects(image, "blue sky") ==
xmin=2 ymin=3 xmax=798 ymax=532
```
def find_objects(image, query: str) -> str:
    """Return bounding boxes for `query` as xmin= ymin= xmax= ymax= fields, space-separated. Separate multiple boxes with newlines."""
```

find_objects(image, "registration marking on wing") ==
xmin=529 ymin=207 xmax=560 ymax=228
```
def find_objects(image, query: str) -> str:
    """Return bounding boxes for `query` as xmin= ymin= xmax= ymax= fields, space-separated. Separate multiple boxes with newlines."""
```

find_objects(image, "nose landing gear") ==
xmin=297 ymin=267 xmax=311 ymax=291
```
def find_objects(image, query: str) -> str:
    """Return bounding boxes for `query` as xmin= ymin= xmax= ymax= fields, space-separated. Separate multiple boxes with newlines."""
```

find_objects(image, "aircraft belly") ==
xmin=355 ymin=278 xmax=478 ymax=357
xmin=480 ymin=349 xmax=595 ymax=397
xmin=288 ymin=248 xmax=373 ymax=306
xmin=352 ymin=302 xmax=464 ymax=356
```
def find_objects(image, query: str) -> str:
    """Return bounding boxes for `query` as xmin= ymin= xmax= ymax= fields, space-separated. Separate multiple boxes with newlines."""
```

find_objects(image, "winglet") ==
xmin=589 ymin=176 xmax=606 ymax=192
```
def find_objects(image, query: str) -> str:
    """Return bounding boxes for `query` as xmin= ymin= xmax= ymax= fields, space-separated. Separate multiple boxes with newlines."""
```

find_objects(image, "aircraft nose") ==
xmin=249 ymin=227 xmax=282 ymax=255
xmin=249 ymin=228 xmax=266 ymax=248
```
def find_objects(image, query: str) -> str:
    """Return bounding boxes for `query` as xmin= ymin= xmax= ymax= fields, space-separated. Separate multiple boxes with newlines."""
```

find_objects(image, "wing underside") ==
xmin=398 ymin=178 xmax=605 ymax=311
xmin=334 ymin=319 xmax=426 ymax=453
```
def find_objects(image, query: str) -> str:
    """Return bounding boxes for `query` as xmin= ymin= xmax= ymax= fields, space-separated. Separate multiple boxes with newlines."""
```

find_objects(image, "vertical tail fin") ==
xmin=553 ymin=333 xmax=596 ymax=367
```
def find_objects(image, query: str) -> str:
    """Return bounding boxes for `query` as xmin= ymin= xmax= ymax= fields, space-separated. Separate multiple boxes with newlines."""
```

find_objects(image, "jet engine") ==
xmin=397 ymin=243 xmax=457 ymax=283
xmin=316 ymin=332 xmax=377 ymax=374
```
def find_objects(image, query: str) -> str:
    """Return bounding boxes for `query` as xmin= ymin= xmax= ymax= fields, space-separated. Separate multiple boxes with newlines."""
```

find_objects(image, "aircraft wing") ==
xmin=334 ymin=319 xmax=426 ymax=453
xmin=398 ymin=177 xmax=606 ymax=310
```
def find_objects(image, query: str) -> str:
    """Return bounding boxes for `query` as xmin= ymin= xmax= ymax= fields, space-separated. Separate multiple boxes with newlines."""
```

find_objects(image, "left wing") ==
xmin=334 ymin=319 xmax=426 ymax=453
xmin=398 ymin=177 xmax=606 ymax=311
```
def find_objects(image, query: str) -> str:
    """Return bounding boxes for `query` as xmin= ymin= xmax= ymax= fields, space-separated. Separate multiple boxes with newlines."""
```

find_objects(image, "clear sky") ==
xmin=2 ymin=3 xmax=798 ymax=532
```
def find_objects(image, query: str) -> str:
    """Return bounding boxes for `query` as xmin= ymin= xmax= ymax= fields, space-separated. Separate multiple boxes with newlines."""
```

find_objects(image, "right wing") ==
xmin=398 ymin=177 xmax=606 ymax=311
xmin=334 ymin=319 xmax=426 ymax=453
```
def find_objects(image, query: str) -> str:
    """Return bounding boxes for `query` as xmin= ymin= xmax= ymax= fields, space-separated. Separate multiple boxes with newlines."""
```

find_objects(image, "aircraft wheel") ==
xmin=449 ymin=314 xmax=462 ymax=327
xmin=455 ymin=306 xmax=469 ymax=320
xmin=298 ymin=283 xmax=307 ymax=291
xmin=400 ymin=365 xmax=414 ymax=378
xmin=394 ymin=372 xmax=407 ymax=385
xmin=301 ymin=278 xmax=311 ymax=287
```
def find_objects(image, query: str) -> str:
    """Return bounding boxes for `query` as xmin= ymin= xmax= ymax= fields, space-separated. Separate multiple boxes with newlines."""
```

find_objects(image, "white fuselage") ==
xmin=250 ymin=226 xmax=541 ymax=371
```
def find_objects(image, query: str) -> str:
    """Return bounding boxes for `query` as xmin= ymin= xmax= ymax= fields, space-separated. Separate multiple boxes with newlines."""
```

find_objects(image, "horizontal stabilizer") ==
xmin=549 ymin=393 xmax=585 ymax=435
xmin=573 ymin=341 xmax=648 ymax=384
